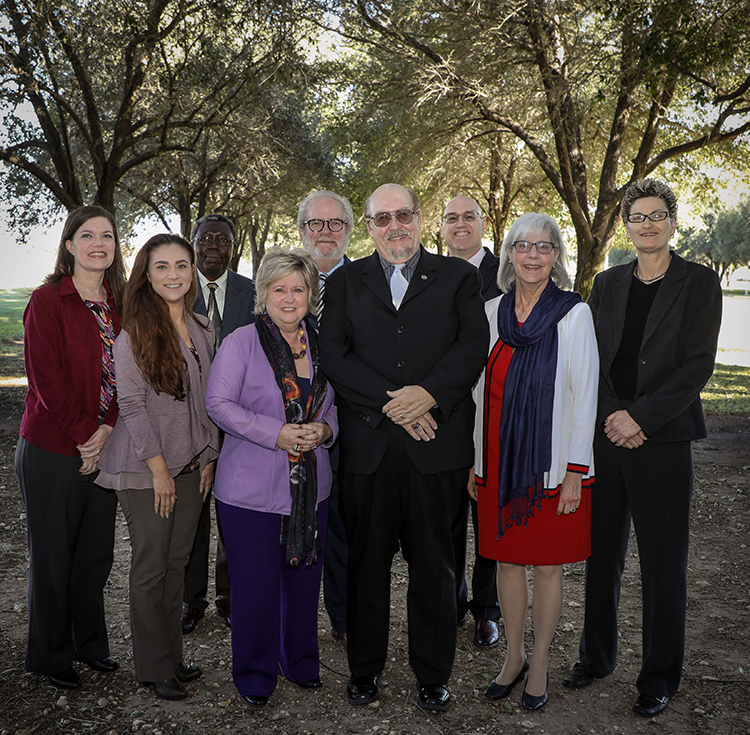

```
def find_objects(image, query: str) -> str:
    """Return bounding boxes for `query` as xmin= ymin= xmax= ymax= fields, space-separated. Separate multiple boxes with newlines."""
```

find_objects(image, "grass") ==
xmin=0 ymin=287 xmax=749 ymax=412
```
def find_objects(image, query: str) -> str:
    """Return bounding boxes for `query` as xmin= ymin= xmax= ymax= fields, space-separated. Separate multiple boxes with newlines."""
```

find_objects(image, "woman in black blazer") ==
xmin=562 ymin=179 xmax=722 ymax=718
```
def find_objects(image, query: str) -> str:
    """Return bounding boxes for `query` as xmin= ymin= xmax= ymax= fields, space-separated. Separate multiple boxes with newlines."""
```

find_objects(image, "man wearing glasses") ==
xmin=319 ymin=183 xmax=489 ymax=713
xmin=181 ymin=213 xmax=256 ymax=635
xmin=297 ymin=190 xmax=353 ymax=648
xmin=441 ymin=195 xmax=502 ymax=649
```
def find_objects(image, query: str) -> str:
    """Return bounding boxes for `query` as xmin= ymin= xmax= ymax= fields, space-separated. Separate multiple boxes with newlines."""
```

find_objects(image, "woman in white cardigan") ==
xmin=470 ymin=213 xmax=598 ymax=711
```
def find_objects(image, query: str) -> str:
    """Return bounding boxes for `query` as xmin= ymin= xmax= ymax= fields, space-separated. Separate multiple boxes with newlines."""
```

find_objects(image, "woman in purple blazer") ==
xmin=206 ymin=247 xmax=338 ymax=708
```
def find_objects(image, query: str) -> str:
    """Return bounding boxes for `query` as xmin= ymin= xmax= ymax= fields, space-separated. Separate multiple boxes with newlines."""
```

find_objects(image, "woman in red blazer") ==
xmin=15 ymin=205 xmax=126 ymax=690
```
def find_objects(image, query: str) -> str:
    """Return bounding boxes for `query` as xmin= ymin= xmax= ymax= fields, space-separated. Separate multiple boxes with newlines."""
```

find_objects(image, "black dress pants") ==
xmin=579 ymin=434 xmax=693 ymax=697
xmin=341 ymin=431 xmax=465 ymax=686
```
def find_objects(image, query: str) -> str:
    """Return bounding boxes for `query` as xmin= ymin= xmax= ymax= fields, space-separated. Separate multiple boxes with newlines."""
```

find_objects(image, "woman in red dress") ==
xmin=470 ymin=213 xmax=598 ymax=710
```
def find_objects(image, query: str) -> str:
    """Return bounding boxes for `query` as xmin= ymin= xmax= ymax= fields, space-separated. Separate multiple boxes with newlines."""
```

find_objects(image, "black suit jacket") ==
xmin=588 ymin=252 xmax=722 ymax=442
xmin=478 ymin=247 xmax=501 ymax=300
xmin=195 ymin=269 xmax=256 ymax=344
xmin=319 ymin=247 xmax=489 ymax=475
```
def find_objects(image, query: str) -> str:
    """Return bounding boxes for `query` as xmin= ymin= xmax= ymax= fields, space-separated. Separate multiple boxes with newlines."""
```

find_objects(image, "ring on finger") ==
xmin=412 ymin=423 xmax=420 ymax=430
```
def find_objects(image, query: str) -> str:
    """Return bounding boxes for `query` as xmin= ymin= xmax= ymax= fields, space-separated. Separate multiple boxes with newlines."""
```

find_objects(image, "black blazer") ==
xmin=588 ymin=252 xmax=722 ymax=442
xmin=195 ymin=269 xmax=256 ymax=344
xmin=478 ymin=247 xmax=501 ymax=300
xmin=319 ymin=247 xmax=489 ymax=475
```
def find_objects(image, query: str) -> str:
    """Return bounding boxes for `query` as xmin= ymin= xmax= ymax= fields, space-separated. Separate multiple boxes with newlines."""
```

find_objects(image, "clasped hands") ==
xmin=383 ymin=385 xmax=437 ymax=442
xmin=605 ymin=410 xmax=647 ymax=449
xmin=277 ymin=422 xmax=333 ymax=457
xmin=76 ymin=424 xmax=113 ymax=475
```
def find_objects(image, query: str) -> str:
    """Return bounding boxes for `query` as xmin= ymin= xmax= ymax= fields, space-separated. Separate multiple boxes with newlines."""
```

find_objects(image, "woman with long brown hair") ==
xmin=97 ymin=233 xmax=219 ymax=700
xmin=16 ymin=205 xmax=126 ymax=689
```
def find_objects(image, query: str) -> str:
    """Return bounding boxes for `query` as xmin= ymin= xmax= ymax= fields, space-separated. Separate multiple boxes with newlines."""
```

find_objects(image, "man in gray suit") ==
xmin=181 ymin=213 xmax=255 ymax=634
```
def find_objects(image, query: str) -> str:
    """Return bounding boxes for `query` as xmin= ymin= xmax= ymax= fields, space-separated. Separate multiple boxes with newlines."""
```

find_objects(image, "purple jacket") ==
xmin=206 ymin=322 xmax=338 ymax=515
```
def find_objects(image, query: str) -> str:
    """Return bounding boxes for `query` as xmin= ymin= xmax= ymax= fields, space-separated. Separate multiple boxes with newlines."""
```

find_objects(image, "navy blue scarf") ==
xmin=495 ymin=281 xmax=581 ymax=537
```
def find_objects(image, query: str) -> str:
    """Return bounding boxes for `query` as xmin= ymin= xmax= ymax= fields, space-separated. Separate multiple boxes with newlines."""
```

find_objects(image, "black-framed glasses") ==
xmin=196 ymin=234 xmax=233 ymax=247
xmin=367 ymin=208 xmax=418 ymax=228
xmin=442 ymin=211 xmax=482 ymax=224
xmin=512 ymin=240 xmax=558 ymax=254
xmin=303 ymin=218 xmax=347 ymax=232
xmin=626 ymin=210 xmax=669 ymax=223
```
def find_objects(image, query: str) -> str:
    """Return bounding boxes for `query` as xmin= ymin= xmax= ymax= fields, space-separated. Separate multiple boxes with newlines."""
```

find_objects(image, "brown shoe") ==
xmin=473 ymin=618 xmax=500 ymax=647
xmin=331 ymin=629 xmax=347 ymax=649
xmin=181 ymin=604 xmax=204 ymax=635
xmin=150 ymin=677 xmax=188 ymax=700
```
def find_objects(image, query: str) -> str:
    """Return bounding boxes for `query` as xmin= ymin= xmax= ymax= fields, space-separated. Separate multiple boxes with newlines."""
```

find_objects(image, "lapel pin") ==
xmin=421 ymin=274 xmax=428 ymax=280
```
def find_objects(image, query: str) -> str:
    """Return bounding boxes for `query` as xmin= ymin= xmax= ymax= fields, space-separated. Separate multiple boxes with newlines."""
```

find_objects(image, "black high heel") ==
xmin=521 ymin=673 xmax=548 ymax=711
xmin=484 ymin=659 xmax=529 ymax=700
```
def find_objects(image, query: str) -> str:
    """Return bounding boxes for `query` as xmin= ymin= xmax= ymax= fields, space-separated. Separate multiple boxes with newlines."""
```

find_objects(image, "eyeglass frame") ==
xmin=442 ymin=211 xmax=483 ymax=224
xmin=366 ymin=208 xmax=419 ymax=228
xmin=302 ymin=218 xmax=348 ymax=233
xmin=626 ymin=210 xmax=670 ymax=223
xmin=195 ymin=234 xmax=234 ymax=248
xmin=512 ymin=240 xmax=558 ymax=254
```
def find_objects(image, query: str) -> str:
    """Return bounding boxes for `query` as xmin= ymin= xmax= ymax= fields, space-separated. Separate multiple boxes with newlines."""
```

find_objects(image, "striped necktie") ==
xmin=317 ymin=273 xmax=327 ymax=321
xmin=207 ymin=282 xmax=222 ymax=350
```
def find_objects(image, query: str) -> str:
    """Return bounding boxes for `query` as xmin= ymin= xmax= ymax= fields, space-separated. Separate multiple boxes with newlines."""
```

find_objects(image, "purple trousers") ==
xmin=218 ymin=498 xmax=328 ymax=698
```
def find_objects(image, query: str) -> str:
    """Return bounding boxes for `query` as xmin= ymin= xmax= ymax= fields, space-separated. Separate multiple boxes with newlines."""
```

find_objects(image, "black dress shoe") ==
xmin=417 ymin=683 xmax=450 ymax=712
xmin=485 ymin=659 xmax=529 ymax=700
xmin=346 ymin=674 xmax=380 ymax=704
xmin=216 ymin=601 xmax=231 ymax=628
xmin=175 ymin=662 xmax=202 ymax=682
xmin=298 ymin=676 xmax=323 ymax=689
xmin=83 ymin=656 xmax=119 ymax=673
xmin=522 ymin=674 xmax=548 ymax=711
xmin=243 ymin=694 xmax=269 ymax=707
xmin=47 ymin=668 xmax=82 ymax=689
xmin=474 ymin=618 xmax=500 ymax=647
xmin=181 ymin=604 xmax=204 ymax=635
xmin=633 ymin=693 xmax=669 ymax=717
xmin=562 ymin=662 xmax=594 ymax=689
xmin=150 ymin=677 xmax=188 ymax=700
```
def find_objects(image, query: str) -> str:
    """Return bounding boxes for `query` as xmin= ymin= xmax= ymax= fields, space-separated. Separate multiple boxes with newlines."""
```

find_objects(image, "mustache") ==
xmin=385 ymin=229 xmax=410 ymax=241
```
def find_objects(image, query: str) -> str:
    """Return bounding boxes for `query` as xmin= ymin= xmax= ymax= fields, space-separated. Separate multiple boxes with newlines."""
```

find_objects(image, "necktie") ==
xmin=390 ymin=265 xmax=408 ymax=309
xmin=317 ymin=273 xmax=327 ymax=321
xmin=207 ymin=282 xmax=222 ymax=350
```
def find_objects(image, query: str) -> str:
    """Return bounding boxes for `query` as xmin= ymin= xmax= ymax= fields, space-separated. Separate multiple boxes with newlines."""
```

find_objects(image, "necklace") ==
xmin=635 ymin=255 xmax=671 ymax=283
xmin=290 ymin=326 xmax=308 ymax=359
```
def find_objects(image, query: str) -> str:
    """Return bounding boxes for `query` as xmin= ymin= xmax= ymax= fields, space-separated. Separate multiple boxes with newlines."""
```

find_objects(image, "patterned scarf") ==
xmin=494 ymin=281 xmax=581 ymax=537
xmin=256 ymin=312 xmax=327 ymax=567
xmin=84 ymin=299 xmax=116 ymax=420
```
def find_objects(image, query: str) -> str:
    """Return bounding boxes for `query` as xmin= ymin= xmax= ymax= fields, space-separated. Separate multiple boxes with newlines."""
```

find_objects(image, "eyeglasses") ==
xmin=196 ymin=234 xmax=233 ymax=247
xmin=302 ymin=218 xmax=347 ymax=233
xmin=367 ymin=208 xmax=418 ymax=228
xmin=442 ymin=211 xmax=482 ymax=224
xmin=512 ymin=240 xmax=558 ymax=254
xmin=626 ymin=210 xmax=669 ymax=223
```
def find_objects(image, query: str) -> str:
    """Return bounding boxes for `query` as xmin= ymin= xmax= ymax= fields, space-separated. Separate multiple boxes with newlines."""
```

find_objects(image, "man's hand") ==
xmin=383 ymin=385 xmax=436 ymax=425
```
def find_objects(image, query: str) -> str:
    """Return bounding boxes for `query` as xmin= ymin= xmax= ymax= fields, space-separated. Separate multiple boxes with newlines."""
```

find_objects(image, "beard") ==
xmin=384 ymin=230 xmax=417 ymax=262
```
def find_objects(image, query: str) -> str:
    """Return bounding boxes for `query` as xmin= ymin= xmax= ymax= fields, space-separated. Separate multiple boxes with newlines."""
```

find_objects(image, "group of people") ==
xmin=16 ymin=178 xmax=722 ymax=719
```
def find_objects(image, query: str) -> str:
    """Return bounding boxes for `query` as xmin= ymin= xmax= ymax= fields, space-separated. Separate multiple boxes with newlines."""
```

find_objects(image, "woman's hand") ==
xmin=557 ymin=470 xmax=582 ymax=516
xmin=145 ymin=455 xmax=176 ymax=518
xmin=200 ymin=461 xmax=216 ymax=500
xmin=604 ymin=410 xmax=646 ymax=448
xmin=77 ymin=424 xmax=113 ymax=463
xmin=276 ymin=423 xmax=309 ymax=457
xmin=79 ymin=456 xmax=99 ymax=475
xmin=467 ymin=467 xmax=478 ymax=501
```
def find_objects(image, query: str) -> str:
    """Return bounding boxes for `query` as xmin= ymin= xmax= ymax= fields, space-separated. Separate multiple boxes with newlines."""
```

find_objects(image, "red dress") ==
xmin=476 ymin=339 xmax=592 ymax=565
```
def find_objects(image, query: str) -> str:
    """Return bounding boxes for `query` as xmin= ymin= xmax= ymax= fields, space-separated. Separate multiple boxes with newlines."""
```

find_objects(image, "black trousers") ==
xmin=341 ymin=431 xmax=466 ymax=686
xmin=322 ymin=442 xmax=348 ymax=633
xmin=452 ymin=491 xmax=500 ymax=622
xmin=579 ymin=434 xmax=693 ymax=697
xmin=16 ymin=437 xmax=117 ymax=674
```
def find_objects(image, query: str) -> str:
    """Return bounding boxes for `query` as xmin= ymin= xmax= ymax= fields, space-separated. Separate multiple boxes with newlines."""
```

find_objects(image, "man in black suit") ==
xmin=440 ymin=195 xmax=502 ymax=649
xmin=319 ymin=184 xmax=489 ymax=712
xmin=297 ymin=190 xmax=353 ymax=646
xmin=181 ymin=213 xmax=255 ymax=634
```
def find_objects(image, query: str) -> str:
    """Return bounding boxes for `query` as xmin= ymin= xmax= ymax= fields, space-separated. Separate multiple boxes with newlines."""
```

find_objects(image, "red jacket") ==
xmin=20 ymin=275 xmax=122 ymax=455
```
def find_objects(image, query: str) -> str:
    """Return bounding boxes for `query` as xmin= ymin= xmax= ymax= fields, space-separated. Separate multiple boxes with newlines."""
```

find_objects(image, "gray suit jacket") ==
xmin=195 ymin=269 xmax=256 ymax=344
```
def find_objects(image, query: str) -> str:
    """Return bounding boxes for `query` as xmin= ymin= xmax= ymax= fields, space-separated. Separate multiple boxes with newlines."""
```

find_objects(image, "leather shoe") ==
xmin=473 ymin=618 xmax=500 ymax=647
xmin=150 ymin=677 xmax=188 ymax=700
xmin=485 ymin=659 xmax=529 ymax=700
xmin=346 ymin=674 xmax=380 ymax=704
xmin=181 ymin=604 xmax=204 ymax=635
xmin=298 ymin=676 xmax=323 ymax=689
xmin=216 ymin=601 xmax=231 ymax=628
xmin=522 ymin=674 xmax=548 ymax=711
xmin=243 ymin=694 xmax=269 ymax=707
xmin=175 ymin=662 xmax=202 ymax=682
xmin=331 ymin=629 xmax=347 ymax=648
xmin=633 ymin=693 xmax=669 ymax=717
xmin=417 ymin=683 xmax=450 ymax=712
xmin=83 ymin=656 xmax=119 ymax=673
xmin=47 ymin=668 xmax=82 ymax=689
xmin=562 ymin=662 xmax=594 ymax=689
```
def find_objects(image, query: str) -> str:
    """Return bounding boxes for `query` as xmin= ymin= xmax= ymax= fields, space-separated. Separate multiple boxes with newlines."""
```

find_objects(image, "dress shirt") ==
xmin=197 ymin=270 xmax=229 ymax=318
xmin=467 ymin=248 xmax=487 ymax=269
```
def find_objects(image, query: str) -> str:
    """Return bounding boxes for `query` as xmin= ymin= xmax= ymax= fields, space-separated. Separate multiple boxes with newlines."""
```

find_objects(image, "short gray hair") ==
xmin=254 ymin=247 xmax=320 ymax=317
xmin=190 ymin=213 xmax=237 ymax=243
xmin=497 ymin=212 xmax=572 ymax=293
xmin=297 ymin=190 xmax=354 ymax=230
xmin=620 ymin=179 xmax=678 ymax=224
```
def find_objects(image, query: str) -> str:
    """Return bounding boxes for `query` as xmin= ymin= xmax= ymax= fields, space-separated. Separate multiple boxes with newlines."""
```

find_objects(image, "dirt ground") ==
xmin=1 ymin=349 xmax=749 ymax=735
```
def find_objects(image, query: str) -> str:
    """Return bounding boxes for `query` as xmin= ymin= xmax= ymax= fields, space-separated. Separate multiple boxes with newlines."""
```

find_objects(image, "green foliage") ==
xmin=0 ymin=289 xmax=29 ymax=356
xmin=702 ymin=364 xmax=750 ymax=413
